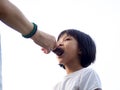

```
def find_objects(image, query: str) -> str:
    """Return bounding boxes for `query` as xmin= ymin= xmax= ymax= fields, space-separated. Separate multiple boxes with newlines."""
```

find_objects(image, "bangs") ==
xmin=57 ymin=29 xmax=78 ymax=41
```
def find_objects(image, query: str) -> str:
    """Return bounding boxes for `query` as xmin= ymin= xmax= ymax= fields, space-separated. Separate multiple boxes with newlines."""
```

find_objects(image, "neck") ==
xmin=65 ymin=63 xmax=83 ymax=74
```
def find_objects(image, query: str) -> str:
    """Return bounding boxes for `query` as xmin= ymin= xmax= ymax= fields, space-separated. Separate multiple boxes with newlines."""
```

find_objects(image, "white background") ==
xmin=0 ymin=0 xmax=120 ymax=90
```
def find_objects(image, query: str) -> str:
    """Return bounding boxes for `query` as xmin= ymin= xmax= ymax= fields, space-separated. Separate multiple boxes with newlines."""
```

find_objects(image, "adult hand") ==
xmin=31 ymin=30 xmax=56 ymax=53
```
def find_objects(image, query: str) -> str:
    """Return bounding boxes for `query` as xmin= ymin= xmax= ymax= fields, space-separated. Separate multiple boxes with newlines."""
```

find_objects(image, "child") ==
xmin=43 ymin=29 xmax=102 ymax=90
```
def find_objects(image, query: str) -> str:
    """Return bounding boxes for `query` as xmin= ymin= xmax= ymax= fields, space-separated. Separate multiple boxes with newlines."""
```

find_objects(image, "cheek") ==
xmin=66 ymin=43 xmax=78 ymax=52
xmin=65 ymin=44 xmax=79 ymax=58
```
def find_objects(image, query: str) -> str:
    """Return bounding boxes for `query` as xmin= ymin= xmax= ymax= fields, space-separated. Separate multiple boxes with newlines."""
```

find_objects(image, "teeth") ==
xmin=52 ymin=47 xmax=64 ymax=56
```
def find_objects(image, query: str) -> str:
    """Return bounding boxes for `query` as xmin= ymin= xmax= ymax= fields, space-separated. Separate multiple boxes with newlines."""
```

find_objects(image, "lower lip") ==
xmin=57 ymin=53 xmax=64 ymax=58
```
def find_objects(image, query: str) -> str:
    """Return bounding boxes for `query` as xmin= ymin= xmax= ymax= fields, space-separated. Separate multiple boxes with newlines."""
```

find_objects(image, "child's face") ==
xmin=57 ymin=33 xmax=80 ymax=65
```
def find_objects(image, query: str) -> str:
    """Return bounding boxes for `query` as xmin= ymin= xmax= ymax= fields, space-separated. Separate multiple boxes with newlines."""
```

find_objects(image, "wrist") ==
xmin=30 ymin=30 xmax=39 ymax=41
xmin=22 ymin=23 xmax=37 ymax=38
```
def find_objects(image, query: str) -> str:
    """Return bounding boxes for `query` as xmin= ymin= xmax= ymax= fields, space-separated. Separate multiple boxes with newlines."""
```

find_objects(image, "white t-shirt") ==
xmin=54 ymin=68 xmax=102 ymax=90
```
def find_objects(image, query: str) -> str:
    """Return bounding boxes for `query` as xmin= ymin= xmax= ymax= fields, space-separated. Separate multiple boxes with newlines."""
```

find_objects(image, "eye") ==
xmin=65 ymin=38 xmax=71 ymax=41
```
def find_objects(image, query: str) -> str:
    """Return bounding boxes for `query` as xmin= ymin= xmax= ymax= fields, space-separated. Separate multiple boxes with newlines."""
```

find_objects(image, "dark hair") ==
xmin=57 ymin=29 xmax=96 ymax=68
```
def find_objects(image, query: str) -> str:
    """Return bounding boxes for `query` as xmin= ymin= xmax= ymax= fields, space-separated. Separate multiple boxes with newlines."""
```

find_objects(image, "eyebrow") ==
xmin=58 ymin=33 xmax=72 ymax=41
xmin=59 ymin=35 xmax=72 ymax=42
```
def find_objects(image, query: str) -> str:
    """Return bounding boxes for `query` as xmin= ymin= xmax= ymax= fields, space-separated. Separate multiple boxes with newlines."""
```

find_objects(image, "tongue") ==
xmin=52 ymin=47 xmax=64 ymax=56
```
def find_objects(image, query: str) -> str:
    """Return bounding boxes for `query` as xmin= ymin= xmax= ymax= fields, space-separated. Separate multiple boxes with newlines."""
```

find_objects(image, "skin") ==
xmin=57 ymin=33 xmax=83 ymax=74
xmin=0 ymin=0 xmax=56 ymax=52
xmin=95 ymin=89 xmax=102 ymax=90
xmin=57 ymin=33 xmax=102 ymax=90
xmin=0 ymin=0 xmax=101 ymax=89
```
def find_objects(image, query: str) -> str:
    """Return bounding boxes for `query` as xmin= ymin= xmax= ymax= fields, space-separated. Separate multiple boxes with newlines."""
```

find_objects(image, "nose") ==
xmin=57 ymin=42 xmax=64 ymax=47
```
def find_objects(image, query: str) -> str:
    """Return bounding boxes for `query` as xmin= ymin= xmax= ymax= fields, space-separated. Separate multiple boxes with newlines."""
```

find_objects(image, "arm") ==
xmin=95 ymin=88 xmax=102 ymax=90
xmin=0 ymin=0 xmax=33 ymax=35
xmin=0 ymin=0 xmax=56 ymax=52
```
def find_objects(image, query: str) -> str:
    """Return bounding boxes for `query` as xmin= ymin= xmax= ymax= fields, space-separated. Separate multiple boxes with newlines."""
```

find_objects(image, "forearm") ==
xmin=0 ymin=0 xmax=33 ymax=35
xmin=0 ymin=0 xmax=56 ymax=51
xmin=95 ymin=88 xmax=102 ymax=90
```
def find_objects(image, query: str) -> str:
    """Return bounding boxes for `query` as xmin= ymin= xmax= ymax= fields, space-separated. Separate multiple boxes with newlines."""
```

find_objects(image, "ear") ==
xmin=78 ymin=49 xmax=82 ymax=55
xmin=78 ymin=51 xmax=82 ymax=55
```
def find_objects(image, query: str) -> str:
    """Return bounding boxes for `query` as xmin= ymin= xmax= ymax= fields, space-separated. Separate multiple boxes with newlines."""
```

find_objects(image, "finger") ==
xmin=41 ymin=48 xmax=50 ymax=54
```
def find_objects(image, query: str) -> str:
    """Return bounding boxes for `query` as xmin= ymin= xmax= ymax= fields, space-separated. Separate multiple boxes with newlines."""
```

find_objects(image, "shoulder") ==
xmin=79 ymin=68 xmax=102 ymax=89
xmin=80 ymin=68 xmax=101 ymax=82
xmin=81 ymin=68 xmax=99 ymax=77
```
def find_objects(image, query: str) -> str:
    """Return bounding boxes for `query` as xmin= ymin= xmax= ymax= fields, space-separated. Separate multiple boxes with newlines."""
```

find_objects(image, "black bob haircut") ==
xmin=57 ymin=29 xmax=96 ymax=68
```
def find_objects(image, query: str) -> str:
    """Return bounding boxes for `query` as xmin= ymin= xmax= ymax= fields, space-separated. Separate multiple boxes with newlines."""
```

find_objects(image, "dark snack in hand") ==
xmin=53 ymin=47 xmax=64 ymax=56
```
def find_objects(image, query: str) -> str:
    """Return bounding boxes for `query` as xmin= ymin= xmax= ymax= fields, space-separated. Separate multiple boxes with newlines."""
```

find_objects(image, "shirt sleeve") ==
xmin=79 ymin=69 xmax=102 ymax=90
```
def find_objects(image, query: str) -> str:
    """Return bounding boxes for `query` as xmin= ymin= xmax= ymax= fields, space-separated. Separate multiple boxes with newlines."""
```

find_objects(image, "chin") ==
xmin=57 ymin=58 xmax=65 ymax=65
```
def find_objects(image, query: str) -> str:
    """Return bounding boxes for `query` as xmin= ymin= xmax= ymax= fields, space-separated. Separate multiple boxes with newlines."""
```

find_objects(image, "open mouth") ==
xmin=52 ymin=47 xmax=64 ymax=56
